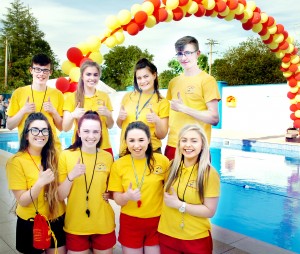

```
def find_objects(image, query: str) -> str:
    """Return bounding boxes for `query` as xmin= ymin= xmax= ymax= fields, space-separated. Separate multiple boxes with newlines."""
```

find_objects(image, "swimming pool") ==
xmin=1 ymin=130 xmax=299 ymax=253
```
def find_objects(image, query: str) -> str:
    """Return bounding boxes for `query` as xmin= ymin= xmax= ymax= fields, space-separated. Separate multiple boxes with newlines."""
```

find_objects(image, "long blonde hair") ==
xmin=165 ymin=124 xmax=211 ymax=203
xmin=75 ymin=60 xmax=101 ymax=108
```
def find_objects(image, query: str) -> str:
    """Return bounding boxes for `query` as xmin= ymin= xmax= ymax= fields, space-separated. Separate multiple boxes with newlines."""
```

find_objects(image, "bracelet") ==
xmin=67 ymin=174 xmax=73 ymax=182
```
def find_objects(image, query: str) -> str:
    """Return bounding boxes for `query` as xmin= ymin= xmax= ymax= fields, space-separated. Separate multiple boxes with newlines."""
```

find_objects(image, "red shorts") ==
xmin=164 ymin=145 xmax=176 ymax=161
xmin=159 ymin=232 xmax=213 ymax=254
xmin=119 ymin=213 xmax=160 ymax=248
xmin=66 ymin=231 xmax=116 ymax=251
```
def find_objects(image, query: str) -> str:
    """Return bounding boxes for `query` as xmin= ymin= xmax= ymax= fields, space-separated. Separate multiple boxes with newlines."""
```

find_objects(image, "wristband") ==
xmin=67 ymin=174 xmax=73 ymax=182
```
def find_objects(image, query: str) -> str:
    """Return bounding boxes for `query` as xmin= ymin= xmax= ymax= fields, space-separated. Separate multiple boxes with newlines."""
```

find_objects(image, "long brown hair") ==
xmin=18 ymin=112 xmax=59 ymax=219
xmin=75 ymin=60 xmax=101 ymax=108
xmin=165 ymin=124 xmax=211 ymax=203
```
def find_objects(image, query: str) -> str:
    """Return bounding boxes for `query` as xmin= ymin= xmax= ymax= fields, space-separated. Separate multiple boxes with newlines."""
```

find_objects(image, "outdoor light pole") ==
xmin=4 ymin=37 xmax=8 ymax=88
xmin=205 ymin=39 xmax=219 ymax=75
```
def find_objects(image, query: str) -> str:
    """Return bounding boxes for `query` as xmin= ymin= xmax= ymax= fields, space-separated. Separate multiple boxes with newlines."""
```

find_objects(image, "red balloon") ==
xmin=135 ymin=11 xmax=148 ymax=25
xmin=194 ymin=4 xmax=205 ymax=17
xmin=290 ymin=113 xmax=297 ymax=121
xmin=204 ymin=9 xmax=215 ymax=17
xmin=127 ymin=22 xmax=140 ymax=36
xmin=173 ymin=7 xmax=184 ymax=21
xmin=238 ymin=0 xmax=246 ymax=6
xmin=258 ymin=25 xmax=268 ymax=36
xmin=293 ymin=119 xmax=300 ymax=128
xmin=288 ymin=78 xmax=297 ymax=87
xmin=262 ymin=34 xmax=274 ymax=44
xmin=282 ymin=30 xmax=289 ymax=40
xmin=282 ymin=54 xmax=291 ymax=63
xmin=235 ymin=13 xmax=244 ymax=21
xmin=146 ymin=0 xmax=161 ymax=10
xmin=251 ymin=12 xmax=261 ymax=24
xmin=289 ymin=64 xmax=298 ymax=73
xmin=56 ymin=77 xmax=70 ymax=93
xmin=242 ymin=19 xmax=253 ymax=31
xmin=67 ymin=47 xmax=83 ymax=66
xmin=295 ymin=72 xmax=300 ymax=81
xmin=279 ymin=41 xmax=289 ymax=50
xmin=290 ymin=104 xmax=298 ymax=112
xmin=227 ymin=0 xmax=239 ymax=10
xmin=267 ymin=16 xmax=275 ymax=27
xmin=179 ymin=0 xmax=189 ymax=6
xmin=193 ymin=0 xmax=202 ymax=3
xmin=67 ymin=82 xmax=78 ymax=93
xmin=287 ymin=92 xmax=296 ymax=99
xmin=154 ymin=8 xmax=168 ymax=22
xmin=297 ymin=102 xmax=300 ymax=110
xmin=215 ymin=1 xmax=227 ymax=13
xmin=276 ymin=24 xmax=284 ymax=34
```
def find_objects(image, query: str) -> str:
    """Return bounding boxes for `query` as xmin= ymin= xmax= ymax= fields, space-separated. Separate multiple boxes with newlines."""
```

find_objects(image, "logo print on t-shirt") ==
xmin=154 ymin=165 xmax=163 ymax=174
xmin=185 ymin=86 xmax=195 ymax=94
xmin=96 ymin=163 xmax=106 ymax=172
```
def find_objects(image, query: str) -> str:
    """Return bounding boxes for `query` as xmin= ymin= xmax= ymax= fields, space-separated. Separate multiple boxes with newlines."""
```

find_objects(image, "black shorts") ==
xmin=16 ymin=214 xmax=66 ymax=254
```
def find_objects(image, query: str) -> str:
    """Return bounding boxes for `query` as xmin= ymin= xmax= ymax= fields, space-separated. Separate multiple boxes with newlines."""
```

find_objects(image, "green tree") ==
xmin=101 ymin=45 xmax=154 ymax=91
xmin=158 ymin=54 xmax=209 ymax=87
xmin=0 ymin=0 xmax=62 ymax=93
xmin=211 ymin=37 xmax=286 ymax=85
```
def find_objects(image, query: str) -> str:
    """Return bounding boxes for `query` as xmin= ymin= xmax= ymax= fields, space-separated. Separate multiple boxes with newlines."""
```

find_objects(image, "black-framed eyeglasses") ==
xmin=27 ymin=127 xmax=50 ymax=136
xmin=31 ymin=67 xmax=51 ymax=74
xmin=175 ymin=50 xmax=198 ymax=58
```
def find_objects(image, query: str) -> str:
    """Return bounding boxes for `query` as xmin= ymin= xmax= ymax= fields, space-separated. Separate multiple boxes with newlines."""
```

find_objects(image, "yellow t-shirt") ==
xmin=58 ymin=148 xmax=115 ymax=235
xmin=7 ymin=85 xmax=64 ymax=151
xmin=119 ymin=91 xmax=169 ymax=155
xmin=166 ymin=72 xmax=220 ymax=146
xmin=63 ymin=91 xmax=113 ymax=150
xmin=108 ymin=153 xmax=169 ymax=218
xmin=6 ymin=152 xmax=66 ymax=220
xmin=158 ymin=165 xmax=220 ymax=240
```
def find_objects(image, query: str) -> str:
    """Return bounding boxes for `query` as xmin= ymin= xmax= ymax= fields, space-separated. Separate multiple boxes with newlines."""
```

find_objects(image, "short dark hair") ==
xmin=31 ymin=53 xmax=52 ymax=67
xmin=175 ymin=36 xmax=199 ymax=52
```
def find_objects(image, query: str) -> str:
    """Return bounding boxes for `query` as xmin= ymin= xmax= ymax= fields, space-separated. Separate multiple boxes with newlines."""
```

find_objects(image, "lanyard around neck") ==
xmin=177 ymin=161 xmax=197 ymax=202
xmin=31 ymin=85 xmax=48 ymax=112
xmin=135 ymin=91 xmax=154 ymax=120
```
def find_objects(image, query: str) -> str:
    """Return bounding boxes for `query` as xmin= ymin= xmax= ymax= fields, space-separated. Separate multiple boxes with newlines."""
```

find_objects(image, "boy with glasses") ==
xmin=6 ymin=53 xmax=64 ymax=151
xmin=164 ymin=36 xmax=221 ymax=160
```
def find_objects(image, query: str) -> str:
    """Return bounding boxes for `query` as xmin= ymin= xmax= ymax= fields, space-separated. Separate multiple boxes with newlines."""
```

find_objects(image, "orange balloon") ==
xmin=172 ymin=7 xmax=184 ymax=21
xmin=134 ymin=11 xmax=148 ymax=25
xmin=127 ymin=22 xmax=140 ymax=35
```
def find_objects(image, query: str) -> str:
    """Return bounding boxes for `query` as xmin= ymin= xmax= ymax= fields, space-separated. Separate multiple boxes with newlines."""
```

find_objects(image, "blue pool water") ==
xmin=1 ymin=130 xmax=299 ymax=253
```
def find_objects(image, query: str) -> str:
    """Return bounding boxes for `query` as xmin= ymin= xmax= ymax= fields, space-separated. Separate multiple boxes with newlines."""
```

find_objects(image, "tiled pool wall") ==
xmin=212 ymin=137 xmax=300 ymax=156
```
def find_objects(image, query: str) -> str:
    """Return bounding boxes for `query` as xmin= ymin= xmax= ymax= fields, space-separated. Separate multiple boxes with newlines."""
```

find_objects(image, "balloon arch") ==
xmin=55 ymin=0 xmax=300 ymax=128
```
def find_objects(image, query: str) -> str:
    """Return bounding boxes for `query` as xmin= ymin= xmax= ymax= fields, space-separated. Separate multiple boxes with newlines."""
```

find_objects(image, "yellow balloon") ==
xmin=286 ymin=36 xmax=294 ymax=44
xmin=281 ymin=62 xmax=290 ymax=69
xmin=105 ymin=15 xmax=121 ymax=31
xmin=283 ymin=71 xmax=292 ymax=78
xmin=246 ymin=1 xmax=256 ymax=11
xmin=86 ymin=36 xmax=101 ymax=52
xmin=286 ymin=44 xmax=294 ymax=54
xmin=268 ymin=24 xmax=277 ymax=35
xmin=104 ymin=36 xmax=117 ymax=48
xmin=273 ymin=34 xmax=284 ymax=44
xmin=165 ymin=9 xmax=173 ymax=22
xmin=141 ymin=1 xmax=155 ymax=15
xmin=210 ymin=10 xmax=218 ymax=17
xmin=260 ymin=12 xmax=268 ymax=23
xmin=290 ymin=98 xmax=297 ymax=104
xmin=117 ymin=9 xmax=132 ymax=26
xmin=295 ymin=95 xmax=300 ymax=102
xmin=69 ymin=67 xmax=80 ymax=82
xmin=291 ymin=55 xmax=300 ymax=65
xmin=295 ymin=110 xmax=300 ymax=118
xmin=275 ymin=51 xmax=285 ymax=59
xmin=131 ymin=4 xmax=142 ymax=16
xmin=187 ymin=1 xmax=198 ymax=14
xmin=243 ymin=8 xmax=253 ymax=20
xmin=145 ymin=15 xmax=157 ymax=28
xmin=77 ymin=42 xmax=90 ymax=56
xmin=202 ymin=0 xmax=215 ymax=10
xmin=252 ymin=23 xmax=263 ymax=33
xmin=233 ymin=3 xmax=244 ymax=15
xmin=61 ymin=60 xmax=76 ymax=75
xmin=89 ymin=52 xmax=103 ymax=64
xmin=260 ymin=32 xmax=270 ymax=41
xmin=224 ymin=11 xmax=235 ymax=21
xmin=114 ymin=30 xmax=125 ymax=45
xmin=268 ymin=42 xmax=279 ymax=50
xmin=220 ymin=6 xmax=230 ymax=17
xmin=166 ymin=0 xmax=179 ymax=10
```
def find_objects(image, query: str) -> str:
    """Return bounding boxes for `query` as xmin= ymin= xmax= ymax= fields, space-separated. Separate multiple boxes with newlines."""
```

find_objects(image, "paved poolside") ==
xmin=0 ymin=128 xmax=298 ymax=254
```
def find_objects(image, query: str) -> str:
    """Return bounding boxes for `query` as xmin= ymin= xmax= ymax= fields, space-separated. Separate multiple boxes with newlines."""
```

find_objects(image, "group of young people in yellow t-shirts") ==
xmin=6 ymin=35 xmax=221 ymax=254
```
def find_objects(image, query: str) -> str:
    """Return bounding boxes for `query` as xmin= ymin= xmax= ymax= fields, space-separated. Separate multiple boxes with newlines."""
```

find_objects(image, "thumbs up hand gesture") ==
xmin=146 ymin=107 xmax=159 ymax=124
xmin=97 ymin=101 xmax=110 ymax=117
xmin=68 ymin=158 xmax=86 ymax=180
xmin=43 ymin=96 xmax=55 ymax=114
xmin=125 ymin=182 xmax=141 ymax=201
xmin=22 ymin=96 xmax=36 ymax=114
xmin=71 ymin=102 xmax=85 ymax=119
xmin=37 ymin=165 xmax=55 ymax=186
xmin=118 ymin=105 xmax=127 ymax=121
xmin=170 ymin=92 xmax=184 ymax=112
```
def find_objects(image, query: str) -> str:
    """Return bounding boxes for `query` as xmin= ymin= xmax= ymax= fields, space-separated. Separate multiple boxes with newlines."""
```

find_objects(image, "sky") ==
xmin=0 ymin=0 xmax=299 ymax=72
